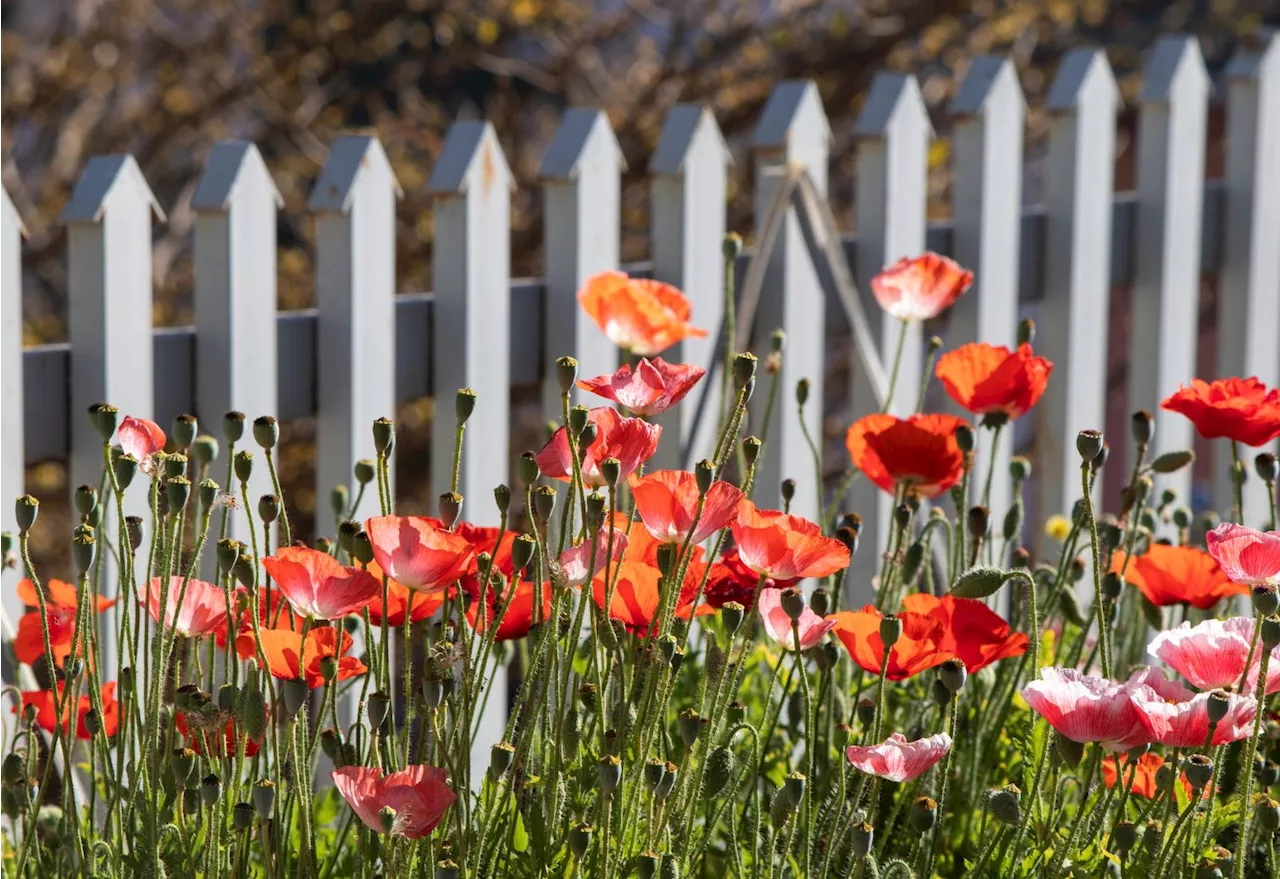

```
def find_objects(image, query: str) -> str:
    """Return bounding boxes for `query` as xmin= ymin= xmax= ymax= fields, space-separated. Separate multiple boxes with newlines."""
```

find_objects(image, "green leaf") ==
xmin=951 ymin=566 xmax=1007 ymax=599
xmin=314 ymin=787 xmax=342 ymax=827
xmin=513 ymin=810 xmax=529 ymax=852
xmin=1149 ymin=450 xmax=1194 ymax=473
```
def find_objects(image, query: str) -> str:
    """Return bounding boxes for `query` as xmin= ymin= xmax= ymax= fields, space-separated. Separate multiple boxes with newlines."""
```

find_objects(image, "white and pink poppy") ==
xmin=1126 ymin=668 xmax=1256 ymax=748
xmin=1206 ymin=522 xmax=1280 ymax=586
xmin=1020 ymin=668 xmax=1150 ymax=752
xmin=331 ymin=765 xmax=455 ymax=839
xmin=845 ymin=732 xmax=952 ymax=783
xmin=1148 ymin=616 xmax=1280 ymax=695
xmin=758 ymin=588 xmax=836 ymax=652
xmin=559 ymin=528 xmax=629 ymax=587
xmin=576 ymin=358 xmax=705 ymax=416
xmin=142 ymin=576 xmax=228 ymax=639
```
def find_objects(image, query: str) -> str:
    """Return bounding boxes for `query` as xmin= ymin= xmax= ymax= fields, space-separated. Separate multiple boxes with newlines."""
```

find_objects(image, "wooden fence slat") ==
xmin=1129 ymin=36 xmax=1210 ymax=508
xmin=1035 ymin=49 xmax=1119 ymax=548
xmin=1218 ymin=33 xmax=1280 ymax=527
xmin=848 ymin=73 xmax=931 ymax=602
xmin=948 ymin=56 xmax=1025 ymax=528
xmin=751 ymin=80 xmax=831 ymax=521
xmin=649 ymin=105 xmax=731 ymax=470
xmin=539 ymin=110 xmax=624 ymax=418
xmin=2 ymin=188 xmax=24 ymax=636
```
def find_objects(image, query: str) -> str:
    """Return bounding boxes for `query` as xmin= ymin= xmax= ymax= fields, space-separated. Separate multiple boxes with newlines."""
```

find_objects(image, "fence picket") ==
xmin=1218 ymin=33 xmax=1280 ymax=528
xmin=2 ymin=188 xmax=23 ymax=635
xmin=539 ymin=110 xmax=624 ymax=418
xmin=1129 ymin=36 xmax=1210 ymax=509
xmin=1035 ymin=49 xmax=1119 ymax=550
xmin=848 ymin=73 xmax=931 ymax=601
xmin=649 ymin=105 xmax=731 ymax=471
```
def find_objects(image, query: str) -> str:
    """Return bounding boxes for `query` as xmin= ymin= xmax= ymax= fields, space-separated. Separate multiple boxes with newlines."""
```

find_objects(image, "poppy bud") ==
xmin=1004 ymin=458 xmax=1032 ymax=485
xmin=1076 ymin=430 xmax=1104 ymax=462
xmin=555 ymin=357 xmax=579 ymax=395
xmin=71 ymin=533 xmax=95 ymax=577
xmin=851 ymin=822 xmax=874 ymax=858
xmin=89 ymin=402 xmax=120 ymax=441
xmin=214 ymin=538 xmax=240 ymax=575
xmin=721 ymin=232 xmax=743 ymax=262
xmin=987 ymin=784 xmax=1021 ymax=825
xmin=281 ymin=679 xmax=309 ymax=718
xmin=1054 ymin=732 xmax=1085 ymax=768
xmin=166 ymin=477 xmax=191 ymax=512
xmin=939 ymin=658 xmax=967 ymax=693
xmin=1155 ymin=763 xmax=1175 ymax=791
xmin=234 ymin=450 xmax=253 ymax=484
xmin=796 ymin=378 xmax=810 ymax=407
xmin=517 ymin=452 xmax=540 ymax=486
xmin=644 ymin=758 xmax=667 ymax=793
xmin=637 ymin=852 xmax=661 ymax=879
xmin=568 ymin=823 xmax=593 ymax=859
xmin=216 ymin=410 xmax=245 ymax=444
xmin=1232 ymin=458 xmax=1248 ymax=488
xmin=1261 ymin=614 xmax=1280 ymax=649
xmin=856 ymin=698 xmax=876 ymax=726
xmin=230 ymin=801 xmax=255 ymax=832
xmin=315 ymin=655 xmax=338 ymax=684
xmin=678 ymin=708 xmax=704 ymax=750
xmin=1252 ymin=586 xmax=1278 ymax=617
xmin=1256 ymin=453 xmax=1278 ymax=483
xmin=579 ymin=421 xmax=599 ymax=448
xmin=250 ymin=416 xmax=277 ymax=451
xmin=362 ymin=691 xmax=390 ymax=734
xmin=378 ymin=805 xmax=397 ymax=834
xmin=1207 ymin=691 xmax=1231 ymax=726
xmin=598 ymin=456 xmax=621 ymax=488
xmin=532 ymin=485 xmax=556 ymax=525
xmin=783 ymin=771 xmax=806 ymax=808
xmin=486 ymin=741 xmax=515 ymax=781
xmin=438 ymin=492 xmax=463 ymax=529
xmin=352 ymin=532 xmax=374 ymax=566
xmin=879 ymin=614 xmax=902 ymax=648
xmin=1143 ymin=819 xmax=1163 ymax=852
xmin=597 ymin=755 xmax=622 ymax=795
xmin=909 ymin=796 xmax=937 ymax=832
xmin=809 ymin=588 xmax=831 ymax=618
xmin=200 ymin=773 xmax=222 ymax=807
xmin=930 ymin=678 xmax=953 ymax=706
xmin=169 ymin=413 xmax=197 ymax=450
xmin=721 ymin=601 xmax=745 ymax=635
xmin=73 ymin=485 xmax=98 ymax=520
xmin=371 ymin=418 xmax=394 ymax=456
xmin=77 ymin=707 xmax=101 ymax=736
xmin=1101 ymin=571 xmax=1123 ymax=602
xmin=1130 ymin=411 xmax=1154 ymax=447
xmin=1111 ymin=819 xmax=1137 ymax=853
xmin=780 ymin=588 xmax=806 ymax=624
xmin=1093 ymin=442 xmax=1111 ymax=470
xmin=780 ymin=478 xmax=796 ymax=506
xmin=1183 ymin=754 xmax=1213 ymax=790
xmin=252 ymin=781 xmax=277 ymax=822
xmin=655 ymin=542 xmax=678 ymax=579
xmin=954 ymin=424 xmax=976 ymax=454
xmin=585 ymin=492 xmax=606 ymax=534
xmin=1257 ymin=797 xmax=1280 ymax=833
xmin=733 ymin=353 xmax=757 ymax=390
xmin=511 ymin=534 xmax=537 ymax=575
xmin=192 ymin=478 xmax=216 ymax=510
xmin=14 ymin=495 xmax=38 ymax=535
xmin=564 ymin=406 xmax=591 ymax=440
xmin=967 ymin=506 xmax=990 ymax=539
xmin=450 ymin=387 xmax=477 ymax=426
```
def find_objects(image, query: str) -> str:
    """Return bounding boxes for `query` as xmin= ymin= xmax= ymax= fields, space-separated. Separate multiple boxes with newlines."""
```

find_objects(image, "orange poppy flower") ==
xmin=846 ymin=413 xmax=967 ymax=498
xmin=899 ymin=593 xmax=1027 ymax=673
xmin=176 ymin=711 xmax=261 ymax=757
xmin=870 ymin=253 xmax=973 ymax=321
xmin=623 ymin=526 xmax=710 ymax=595
xmin=935 ymin=342 xmax=1053 ymax=421
xmin=466 ymin=578 xmax=551 ymax=642
xmin=577 ymin=357 xmax=706 ymax=416
xmin=1161 ymin=376 xmax=1280 ymax=447
xmin=536 ymin=407 xmax=662 ymax=488
xmin=263 ymin=546 xmax=380 ymax=620
xmin=1101 ymin=752 xmax=1190 ymax=800
xmin=236 ymin=625 xmax=367 ymax=689
xmin=591 ymin=560 xmax=712 ymax=635
xmin=1112 ymin=543 xmax=1246 ymax=610
xmin=629 ymin=469 xmax=742 ymax=546
xmin=577 ymin=271 xmax=707 ymax=356
xmin=17 ymin=682 xmax=119 ymax=739
xmin=364 ymin=516 xmax=476 ymax=594
xmin=13 ymin=578 xmax=115 ymax=669
xmin=365 ymin=560 xmax=447 ymax=627
xmin=827 ymin=608 xmax=949 ymax=680
xmin=729 ymin=499 xmax=850 ymax=582
xmin=704 ymin=547 xmax=800 ymax=609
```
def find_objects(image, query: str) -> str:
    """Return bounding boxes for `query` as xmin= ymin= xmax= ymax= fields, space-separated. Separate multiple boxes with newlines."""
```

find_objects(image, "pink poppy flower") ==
xmin=758 ymin=588 xmax=835 ymax=651
xmin=870 ymin=253 xmax=973 ymax=322
xmin=845 ymin=732 xmax=952 ymax=783
xmin=577 ymin=358 xmax=706 ymax=416
xmin=535 ymin=407 xmax=661 ymax=488
xmin=141 ymin=576 xmax=229 ymax=638
xmin=1021 ymin=668 xmax=1150 ymax=752
xmin=364 ymin=516 xmax=477 ymax=594
xmin=331 ymin=765 xmax=456 ymax=839
xmin=629 ymin=470 xmax=742 ymax=546
xmin=1206 ymin=522 xmax=1280 ymax=586
xmin=730 ymin=499 xmax=850 ymax=582
xmin=1126 ymin=668 xmax=1256 ymax=748
xmin=261 ymin=546 xmax=380 ymax=620
xmin=559 ymin=528 xmax=629 ymax=587
xmin=1148 ymin=616 xmax=1280 ymax=695
xmin=118 ymin=416 xmax=167 ymax=473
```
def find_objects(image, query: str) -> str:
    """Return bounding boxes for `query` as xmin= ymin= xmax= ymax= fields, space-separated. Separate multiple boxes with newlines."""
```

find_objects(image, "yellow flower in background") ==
xmin=1045 ymin=514 xmax=1071 ymax=542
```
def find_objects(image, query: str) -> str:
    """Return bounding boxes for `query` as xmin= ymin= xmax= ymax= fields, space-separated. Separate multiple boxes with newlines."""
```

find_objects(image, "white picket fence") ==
xmin=2 ymin=38 xmax=1279 ymax=749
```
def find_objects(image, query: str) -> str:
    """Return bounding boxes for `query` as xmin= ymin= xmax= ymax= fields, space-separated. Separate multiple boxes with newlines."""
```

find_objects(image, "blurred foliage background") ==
xmin=3 ymin=0 xmax=1279 ymax=567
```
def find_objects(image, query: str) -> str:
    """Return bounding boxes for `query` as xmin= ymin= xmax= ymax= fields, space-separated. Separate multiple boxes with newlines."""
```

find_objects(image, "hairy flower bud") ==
xmin=555 ymin=357 xmax=579 ymax=395
xmin=234 ymin=450 xmax=253 ymax=484
xmin=597 ymin=755 xmax=621 ymax=796
xmin=733 ymin=353 xmax=757 ymax=390
xmin=909 ymin=796 xmax=937 ymax=832
xmin=371 ymin=418 xmax=394 ymax=456
xmin=223 ymin=411 xmax=246 ymax=443
xmin=1076 ymin=430 xmax=1104 ymax=462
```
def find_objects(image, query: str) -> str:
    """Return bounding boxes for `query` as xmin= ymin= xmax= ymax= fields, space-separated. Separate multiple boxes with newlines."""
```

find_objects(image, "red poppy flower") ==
xmin=364 ymin=516 xmax=477 ymax=594
xmin=577 ymin=271 xmax=708 ymax=356
xmin=261 ymin=547 xmax=379 ymax=621
xmin=935 ymin=343 xmax=1053 ymax=421
xmin=142 ymin=576 xmax=228 ymax=638
xmin=236 ymin=625 xmax=367 ymax=689
xmin=592 ymin=561 xmax=712 ymax=635
xmin=870 ymin=253 xmax=973 ymax=322
xmin=629 ymin=469 xmax=742 ymax=546
xmin=466 ymin=578 xmax=551 ymax=642
xmin=729 ymin=499 xmax=850 ymax=582
xmin=577 ymin=358 xmax=706 ymax=416
xmin=175 ymin=711 xmax=261 ymax=757
xmin=846 ymin=413 xmax=968 ymax=498
xmin=18 ymin=682 xmax=119 ymax=739
xmin=1161 ymin=377 xmax=1280 ymax=447
xmin=14 ymin=578 xmax=115 ymax=669
xmin=365 ymin=561 xmax=448 ymax=627
xmin=1111 ymin=543 xmax=1246 ymax=610
xmin=1101 ymin=752 xmax=1190 ymax=800
xmin=900 ymin=593 xmax=1027 ymax=674
xmin=704 ymin=547 xmax=799 ymax=608
xmin=827 ymin=607 xmax=949 ymax=680
xmin=331 ymin=764 xmax=456 ymax=839
xmin=454 ymin=522 xmax=518 ymax=576
xmin=536 ymin=407 xmax=662 ymax=488
xmin=117 ymin=415 xmax=167 ymax=461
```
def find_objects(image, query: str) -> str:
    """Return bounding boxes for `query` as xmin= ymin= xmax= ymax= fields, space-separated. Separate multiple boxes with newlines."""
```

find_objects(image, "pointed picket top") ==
xmin=59 ymin=154 xmax=165 ymax=224
xmin=1225 ymin=30 xmax=1279 ymax=81
xmin=1047 ymin=48 xmax=1120 ymax=113
xmin=192 ymin=141 xmax=284 ymax=212
xmin=951 ymin=56 xmax=1025 ymax=117
xmin=650 ymin=105 xmax=731 ymax=176
xmin=429 ymin=121 xmax=514 ymax=194
xmin=2 ymin=186 xmax=25 ymax=237
xmin=308 ymin=135 xmax=403 ymax=213
xmin=754 ymin=80 xmax=832 ymax=151
xmin=539 ymin=109 xmax=627 ymax=180
xmin=1139 ymin=35 xmax=1210 ymax=104
xmin=854 ymin=73 xmax=933 ymax=140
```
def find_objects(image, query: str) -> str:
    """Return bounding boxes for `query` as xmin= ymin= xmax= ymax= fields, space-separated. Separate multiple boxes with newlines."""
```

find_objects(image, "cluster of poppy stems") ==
xmin=3 ymin=244 xmax=1280 ymax=879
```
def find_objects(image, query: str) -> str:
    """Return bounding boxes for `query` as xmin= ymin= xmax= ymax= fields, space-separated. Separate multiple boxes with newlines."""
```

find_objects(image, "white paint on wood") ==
xmin=2 ymin=188 xmax=25 ymax=638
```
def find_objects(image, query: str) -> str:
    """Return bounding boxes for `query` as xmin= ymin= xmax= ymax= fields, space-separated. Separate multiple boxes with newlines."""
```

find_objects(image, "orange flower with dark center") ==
xmin=827 ymin=608 xmax=949 ymax=680
xmin=900 ymin=593 xmax=1027 ymax=673
xmin=870 ymin=253 xmax=973 ymax=321
xmin=729 ymin=499 xmax=850 ymax=582
xmin=846 ymin=413 xmax=967 ymax=498
xmin=14 ymin=578 xmax=115 ymax=669
xmin=1112 ymin=543 xmax=1246 ymax=610
xmin=17 ymin=682 xmax=119 ymax=739
xmin=1161 ymin=377 xmax=1280 ymax=447
xmin=1101 ymin=753 xmax=1190 ymax=799
xmin=578 ymin=271 xmax=707 ymax=356
xmin=935 ymin=342 xmax=1053 ymax=421
xmin=236 ymin=625 xmax=367 ymax=689
xmin=466 ymin=578 xmax=551 ymax=642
